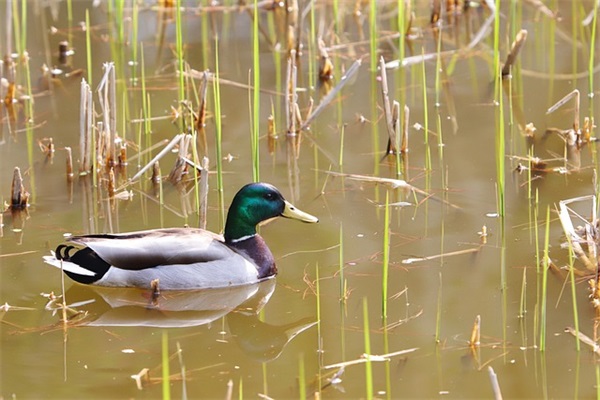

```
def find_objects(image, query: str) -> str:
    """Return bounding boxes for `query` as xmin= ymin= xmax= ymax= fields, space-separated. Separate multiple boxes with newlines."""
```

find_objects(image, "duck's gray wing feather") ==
xmin=69 ymin=228 xmax=234 ymax=271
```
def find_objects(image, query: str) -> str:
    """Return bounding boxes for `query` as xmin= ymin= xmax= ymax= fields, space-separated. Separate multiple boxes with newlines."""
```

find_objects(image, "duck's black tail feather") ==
xmin=55 ymin=245 xmax=111 ymax=284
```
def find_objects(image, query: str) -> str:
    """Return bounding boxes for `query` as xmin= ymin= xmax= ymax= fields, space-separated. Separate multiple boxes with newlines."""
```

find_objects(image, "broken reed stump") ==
xmin=10 ymin=167 xmax=29 ymax=208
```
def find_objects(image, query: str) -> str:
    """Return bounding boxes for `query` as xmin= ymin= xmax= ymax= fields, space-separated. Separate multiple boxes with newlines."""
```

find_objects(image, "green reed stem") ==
xmin=176 ymin=0 xmax=185 ymax=102
xmin=131 ymin=1 xmax=139 ymax=86
xmin=339 ymin=124 xmax=345 ymax=167
xmin=518 ymin=266 xmax=527 ymax=319
xmin=86 ymin=9 xmax=92 ymax=87
xmin=20 ymin=0 xmax=27 ymax=55
xmin=589 ymin=0 xmax=598 ymax=96
xmin=315 ymin=263 xmax=322 ymax=395
xmin=12 ymin=0 xmax=22 ymax=56
xmin=421 ymin=49 xmax=431 ymax=172
xmin=251 ymin=0 xmax=260 ymax=182
xmin=238 ymin=377 xmax=243 ymax=400
xmin=382 ymin=190 xmax=390 ymax=319
xmin=116 ymin=0 xmax=125 ymax=44
xmin=494 ymin=0 xmax=505 ymax=220
xmin=299 ymin=353 xmax=306 ymax=399
xmin=540 ymin=205 xmax=550 ymax=352
xmin=369 ymin=0 xmax=377 ymax=73
xmin=398 ymin=0 xmax=405 ymax=65
xmin=333 ymin=0 xmax=339 ymax=35
xmin=363 ymin=297 xmax=373 ymax=400
xmin=162 ymin=331 xmax=171 ymax=400
xmin=566 ymin=234 xmax=580 ymax=351
xmin=213 ymin=38 xmax=225 ymax=229
xmin=339 ymin=223 xmax=345 ymax=303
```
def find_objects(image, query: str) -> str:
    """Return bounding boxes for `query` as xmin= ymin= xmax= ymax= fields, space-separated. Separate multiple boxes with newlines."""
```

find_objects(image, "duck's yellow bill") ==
xmin=282 ymin=201 xmax=319 ymax=223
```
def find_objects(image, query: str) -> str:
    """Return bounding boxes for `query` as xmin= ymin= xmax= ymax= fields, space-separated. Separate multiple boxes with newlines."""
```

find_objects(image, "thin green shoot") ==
xmin=162 ymin=331 xmax=171 ymax=400
xmin=363 ymin=297 xmax=373 ymax=400
xmin=20 ymin=0 xmax=27 ymax=56
xmin=494 ymin=0 xmax=505 ymax=221
xmin=589 ymin=0 xmax=598 ymax=96
xmin=540 ymin=205 xmax=550 ymax=352
xmin=421 ymin=48 xmax=431 ymax=172
xmin=201 ymin=3 xmax=209 ymax=70
xmin=382 ymin=190 xmax=390 ymax=319
xmin=565 ymin=232 xmax=580 ymax=351
xmin=308 ymin=1 xmax=316 ymax=91
xmin=519 ymin=266 xmax=527 ymax=318
xmin=333 ymin=0 xmax=339 ymax=35
xmin=299 ymin=353 xmax=306 ymax=399
xmin=238 ymin=377 xmax=243 ymax=400
xmin=86 ymin=9 xmax=93 ymax=87
xmin=435 ymin=271 xmax=442 ymax=343
xmin=176 ymin=0 xmax=185 ymax=103
xmin=339 ymin=223 xmax=345 ymax=304
xmin=596 ymin=364 xmax=600 ymax=400
xmin=339 ymin=124 xmax=345 ymax=168
xmin=252 ymin=0 xmax=260 ymax=182
xmin=315 ymin=263 xmax=322 ymax=396
xmin=141 ymin=45 xmax=151 ymax=136
xmin=12 ymin=0 xmax=22 ymax=56
xmin=131 ymin=1 xmax=139 ymax=86
xmin=213 ymin=38 xmax=225 ymax=229
xmin=369 ymin=0 xmax=377 ymax=74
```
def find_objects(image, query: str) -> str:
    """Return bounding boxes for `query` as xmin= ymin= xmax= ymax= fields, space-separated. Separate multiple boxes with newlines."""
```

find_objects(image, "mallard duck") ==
xmin=43 ymin=183 xmax=318 ymax=290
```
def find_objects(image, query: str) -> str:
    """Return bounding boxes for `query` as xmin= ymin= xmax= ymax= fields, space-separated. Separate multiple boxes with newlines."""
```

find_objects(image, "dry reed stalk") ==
xmin=501 ymin=30 xmax=528 ymax=78
xmin=386 ymin=7 xmax=495 ymax=69
xmin=151 ymin=161 xmax=161 ymax=184
xmin=10 ymin=167 xmax=29 ymax=208
xmin=318 ymin=38 xmax=334 ymax=84
xmin=97 ymin=63 xmax=117 ymax=166
xmin=131 ymin=134 xmax=184 ymax=182
xmin=118 ymin=140 xmax=127 ymax=166
xmin=401 ymin=104 xmax=410 ymax=153
xmin=557 ymin=195 xmax=596 ymax=272
xmin=107 ymin=167 xmax=115 ymax=199
xmin=469 ymin=315 xmax=481 ymax=348
xmin=523 ymin=0 xmax=559 ymax=20
xmin=285 ymin=52 xmax=299 ymax=136
xmin=168 ymin=134 xmax=191 ymax=184
xmin=564 ymin=326 xmax=600 ymax=355
xmin=196 ymin=70 xmax=209 ymax=131
xmin=79 ymin=79 xmax=93 ymax=174
xmin=379 ymin=56 xmax=396 ymax=153
xmin=487 ymin=366 xmax=503 ymax=400
xmin=402 ymin=246 xmax=480 ymax=264
xmin=323 ymin=348 xmax=418 ymax=370
xmin=65 ymin=146 xmax=74 ymax=182
xmin=385 ymin=101 xmax=401 ymax=155
xmin=199 ymin=156 xmax=209 ymax=230
xmin=300 ymin=59 xmax=362 ymax=132
xmin=267 ymin=114 xmax=277 ymax=155
xmin=286 ymin=0 xmax=298 ymax=54
xmin=431 ymin=0 xmax=441 ymax=25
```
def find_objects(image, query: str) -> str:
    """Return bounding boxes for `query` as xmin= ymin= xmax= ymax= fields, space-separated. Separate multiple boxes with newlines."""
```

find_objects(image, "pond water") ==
xmin=1 ymin=0 xmax=600 ymax=398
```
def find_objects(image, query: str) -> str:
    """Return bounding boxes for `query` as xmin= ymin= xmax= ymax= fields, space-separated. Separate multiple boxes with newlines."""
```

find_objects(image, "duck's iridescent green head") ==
xmin=224 ymin=183 xmax=318 ymax=242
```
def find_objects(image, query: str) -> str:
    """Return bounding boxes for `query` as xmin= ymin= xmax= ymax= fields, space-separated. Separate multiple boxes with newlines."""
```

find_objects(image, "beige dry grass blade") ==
xmin=323 ymin=348 xmax=418 ymax=370
xmin=403 ymin=246 xmax=481 ymax=265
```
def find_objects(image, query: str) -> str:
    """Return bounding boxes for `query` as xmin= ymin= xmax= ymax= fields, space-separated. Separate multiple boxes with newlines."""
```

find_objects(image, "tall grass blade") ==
xmin=162 ymin=331 xmax=171 ymax=400
xmin=382 ymin=190 xmax=390 ymax=319
xmin=540 ymin=205 xmax=550 ymax=352
xmin=363 ymin=297 xmax=373 ymax=400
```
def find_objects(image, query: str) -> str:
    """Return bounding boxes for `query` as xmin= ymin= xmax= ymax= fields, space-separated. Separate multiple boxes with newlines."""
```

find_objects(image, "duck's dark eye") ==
xmin=264 ymin=192 xmax=275 ymax=201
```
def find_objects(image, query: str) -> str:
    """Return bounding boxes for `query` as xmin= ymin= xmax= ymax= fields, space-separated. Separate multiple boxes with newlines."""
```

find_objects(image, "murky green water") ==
xmin=2 ymin=0 xmax=600 ymax=398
